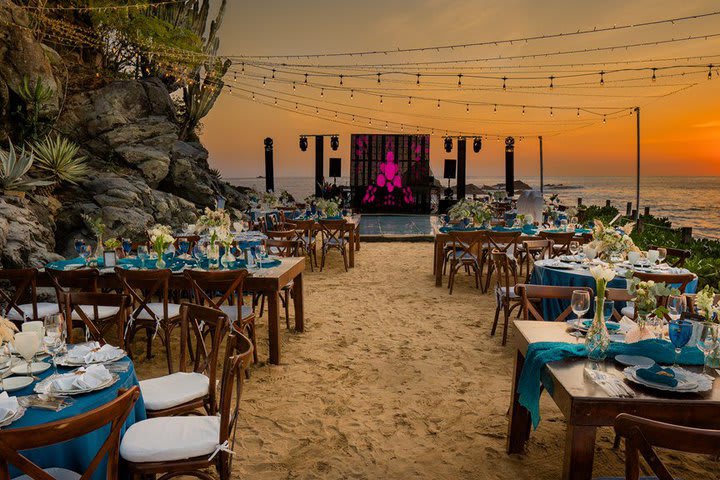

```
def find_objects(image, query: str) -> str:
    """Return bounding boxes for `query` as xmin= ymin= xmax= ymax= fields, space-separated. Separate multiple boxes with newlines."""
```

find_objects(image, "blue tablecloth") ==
xmin=7 ymin=357 xmax=145 ymax=479
xmin=529 ymin=264 xmax=698 ymax=320
xmin=46 ymin=255 xmax=280 ymax=273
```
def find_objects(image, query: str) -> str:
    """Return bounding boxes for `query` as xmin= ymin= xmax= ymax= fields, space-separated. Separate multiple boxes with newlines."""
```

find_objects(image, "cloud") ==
xmin=693 ymin=120 xmax=720 ymax=129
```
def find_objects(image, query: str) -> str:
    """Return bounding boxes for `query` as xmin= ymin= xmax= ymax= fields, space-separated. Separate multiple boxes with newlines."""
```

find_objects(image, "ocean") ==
xmin=227 ymin=176 xmax=720 ymax=238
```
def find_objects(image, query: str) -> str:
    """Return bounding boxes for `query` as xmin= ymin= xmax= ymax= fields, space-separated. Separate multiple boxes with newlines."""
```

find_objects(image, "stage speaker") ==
xmin=444 ymin=159 xmax=456 ymax=179
xmin=329 ymin=157 xmax=342 ymax=178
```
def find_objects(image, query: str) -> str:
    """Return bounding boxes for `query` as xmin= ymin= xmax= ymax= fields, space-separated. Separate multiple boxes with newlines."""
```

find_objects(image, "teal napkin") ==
xmin=636 ymin=364 xmax=678 ymax=387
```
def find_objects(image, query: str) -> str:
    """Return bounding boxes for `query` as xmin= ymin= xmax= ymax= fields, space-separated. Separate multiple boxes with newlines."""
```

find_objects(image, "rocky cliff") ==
xmin=0 ymin=1 xmax=250 ymax=266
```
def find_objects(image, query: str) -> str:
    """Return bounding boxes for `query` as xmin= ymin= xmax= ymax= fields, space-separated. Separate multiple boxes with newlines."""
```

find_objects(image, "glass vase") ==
xmin=586 ymin=297 xmax=610 ymax=362
xmin=207 ymin=243 xmax=220 ymax=270
xmin=156 ymin=249 xmax=166 ymax=269
xmin=221 ymin=246 xmax=236 ymax=269
xmin=706 ymin=341 xmax=720 ymax=369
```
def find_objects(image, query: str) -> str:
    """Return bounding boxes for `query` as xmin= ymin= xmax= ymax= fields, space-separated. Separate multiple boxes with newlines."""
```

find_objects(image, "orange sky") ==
xmin=200 ymin=0 xmax=720 ymax=179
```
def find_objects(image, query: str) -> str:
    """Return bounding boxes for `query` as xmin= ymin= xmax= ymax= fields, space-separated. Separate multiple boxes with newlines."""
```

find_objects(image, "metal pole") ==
xmin=315 ymin=135 xmax=324 ymax=198
xmin=538 ymin=135 xmax=544 ymax=194
xmin=264 ymin=137 xmax=274 ymax=192
xmin=635 ymin=107 xmax=640 ymax=221
xmin=456 ymin=138 xmax=467 ymax=200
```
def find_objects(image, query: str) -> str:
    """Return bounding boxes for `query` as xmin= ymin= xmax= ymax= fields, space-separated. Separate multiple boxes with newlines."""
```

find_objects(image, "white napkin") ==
xmin=51 ymin=364 xmax=112 ymax=392
xmin=618 ymin=316 xmax=637 ymax=334
xmin=0 ymin=392 xmax=18 ymax=420
xmin=67 ymin=343 xmax=123 ymax=363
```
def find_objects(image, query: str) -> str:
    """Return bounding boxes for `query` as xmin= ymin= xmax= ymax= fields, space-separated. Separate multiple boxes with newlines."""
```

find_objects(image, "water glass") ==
xmin=80 ymin=244 xmax=92 ymax=263
xmin=602 ymin=300 xmax=615 ymax=322
xmin=137 ymin=245 xmax=150 ymax=268
xmin=568 ymin=241 xmax=580 ymax=256
xmin=74 ymin=238 xmax=85 ymax=255
xmin=178 ymin=240 xmax=190 ymax=255
xmin=43 ymin=314 xmax=66 ymax=376
xmin=571 ymin=290 xmax=590 ymax=331
xmin=668 ymin=320 xmax=693 ymax=367
xmin=667 ymin=295 xmax=686 ymax=322
xmin=657 ymin=248 xmax=667 ymax=265
xmin=122 ymin=238 xmax=132 ymax=256
xmin=695 ymin=322 xmax=718 ymax=374
xmin=560 ymin=219 xmax=568 ymax=231
xmin=647 ymin=249 xmax=659 ymax=264
xmin=13 ymin=332 xmax=42 ymax=379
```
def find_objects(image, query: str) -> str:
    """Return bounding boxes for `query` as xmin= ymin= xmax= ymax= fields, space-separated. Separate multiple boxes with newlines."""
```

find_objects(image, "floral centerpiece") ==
xmin=148 ymin=224 xmax=174 ymax=269
xmin=695 ymin=286 xmax=720 ymax=367
xmin=104 ymin=238 xmax=121 ymax=252
xmin=217 ymin=227 xmax=236 ymax=268
xmin=278 ymin=190 xmax=294 ymax=206
xmin=195 ymin=207 xmax=232 ymax=244
xmin=81 ymin=214 xmax=106 ymax=257
xmin=315 ymin=198 xmax=341 ymax=218
xmin=625 ymin=278 xmax=679 ymax=343
xmin=448 ymin=199 xmax=492 ymax=226
xmin=587 ymin=220 xmax=638 ymax=262
xmin=0 ymin=316 xmax=18 ymax=344
xmin=261 ymin=191 xmax=279 ymax=209
xmin=586 ymin=265 xmax=616 ymax=362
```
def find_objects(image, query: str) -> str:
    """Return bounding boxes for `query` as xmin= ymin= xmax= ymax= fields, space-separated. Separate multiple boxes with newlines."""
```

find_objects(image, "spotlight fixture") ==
xmin=444 ymin=136 xmax=453 ymax=153
xmin=330 ymin=135 xmax=339 ymax=151
xmin=264 ymin=137 xmax=273 ymax=151
xmin=299 ymin=136 xmax=308 ymax=151
xmin=473 ymin=137 xmax=482 ymax=153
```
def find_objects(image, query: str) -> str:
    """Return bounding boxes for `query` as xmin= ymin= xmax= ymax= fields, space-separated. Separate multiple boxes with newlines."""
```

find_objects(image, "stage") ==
xmin=358 ymin=214 xmax=435 ymax=242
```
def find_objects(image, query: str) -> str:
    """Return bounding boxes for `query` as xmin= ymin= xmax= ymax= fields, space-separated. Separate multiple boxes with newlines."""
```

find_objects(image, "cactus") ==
xmin=31 ymin=135 xmax=89 ymax=185
xmin=0 ymin=140 xmax=53 ymax=192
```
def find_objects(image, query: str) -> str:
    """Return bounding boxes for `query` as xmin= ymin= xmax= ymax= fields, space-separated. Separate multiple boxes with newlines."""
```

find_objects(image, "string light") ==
xmin=377 ymin=73 xmax=382 ymax=84
xmin=320 ymin=88 xmax=324 ymax=97
xmin=457 ymin=74 xmax=463 ymax=87
xmin=493 ymin=104 xmax=497 ymax=113
xmin=603 ymin=115 xmax=607 ymax=124
xmin=416 ymin=73 xmax=421 ymax=85
xmin=350 ymin=89 xmax=354 ymax=99
xmin=600 ymin=71 xmax=605 ymax=86
xmin=502 ymin=76 xmax=507 ymax=90
xmin=380 ymin=95 xmax=383 ymax=104
xmin=437 ymin=99 xmax=440 ymax=109
xmin=651 ymin=68 xmax=657 ymax=81
xmin=549 ymin=76 xmax=554 ymax=89
xmin=271 ymin=69 xmax=276 ymax=79
xmin=709 ymin=64 xmax=714 ymax=79
xmin=466 ymin=104 xmax=470 ymax=113
xmin=522 ymin=105 xmax=525 ymax=115
xmin=339 ymin=74 xmax=343 ymax=85
xmin=262 ymin=77 xmax=266 ymax=86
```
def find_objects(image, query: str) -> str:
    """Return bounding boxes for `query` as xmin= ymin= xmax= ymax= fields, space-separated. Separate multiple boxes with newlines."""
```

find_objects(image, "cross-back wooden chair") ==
xmin=114 ymin=268 xmax=182 ymax=372
xmin=446 ymin=230 xmax=486 ymax=295
xmin=483 ymin=231 xmax=521 ymax=292
xmin=539 ymin=231 xmax=576 ymax=258
xmin=0 ymin=386 xmax=140 ymax=480
xmin=0 ymin=268 xmax=59 ymax=325
xmin=518 ymin=285 xmax=595 ymax=322
xmin=490 ymin=250 xmax=523 ymax=345
xmin=183 ymin=269 xmax=257 ymax=365
xmin=606 ymin=288 xmax=637 ymax=322
xmin=518 ymin=238 xmax=553 ymax=282
xmin=631 ymin=272 xmax=695 ymax=294
xmin=120 ymin=332 xmax=253 ymax=480
xmin=139 ymin=303 xmax=229 ymax=418
xmin=646 ymin=244 xmax=692 ymax=268
xmin=57 ymin=291 xmax=130 ymax=345
xmin=609 ymin=413 xmax=720 ymax=480
xmin=287 ymin=219 xmax=317 ymax=271
xmin=318 ymin=219 xmax=349 ymax=272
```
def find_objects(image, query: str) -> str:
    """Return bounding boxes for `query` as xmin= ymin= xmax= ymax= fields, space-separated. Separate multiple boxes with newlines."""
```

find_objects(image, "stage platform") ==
xmin=358 ymin=215 xmax=435 ymax=242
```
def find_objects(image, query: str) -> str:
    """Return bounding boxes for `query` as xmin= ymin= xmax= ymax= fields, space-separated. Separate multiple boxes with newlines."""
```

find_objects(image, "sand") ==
xmin=134 ymin=242 xmax=717 ymax=479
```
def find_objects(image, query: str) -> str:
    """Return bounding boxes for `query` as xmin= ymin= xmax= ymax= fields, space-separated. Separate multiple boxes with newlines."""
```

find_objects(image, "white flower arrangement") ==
xmin=0 ymin=316 xmax=18 ymax=344
xmin=196 ymin=208 xmax=231 ymax=234
xmin=695 ymin=286 xmax=719 ymax=322
xmin=627 ymin=277 xmax=679 ymax=318
xmin=448 ymin=199 xmax=492 ymax=225
xmin=216 ymin=227 xmax=235 ymax=247
xmin=315 ymin=198 xmax=341 ymax=217
xmin=587 ymin=219 xmax=638 ymax=260
xmin=590 ymin=264 xmax=615 ymax=299
xmin=147 ymin=224 xmax=174 ymax=255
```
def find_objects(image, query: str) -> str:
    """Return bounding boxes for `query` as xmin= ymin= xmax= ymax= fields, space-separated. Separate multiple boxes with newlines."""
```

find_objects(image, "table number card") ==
xmin=103 ymin=251 xmax=117 ymax=267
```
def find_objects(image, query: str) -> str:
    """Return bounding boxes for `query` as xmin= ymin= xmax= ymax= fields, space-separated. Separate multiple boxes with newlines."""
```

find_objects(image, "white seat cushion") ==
xmin=13 ymin=468 xmax=81 ymax=480
xmin=621 ymin=306 xmax=636 ymax=318
xmin=139 ymin=372 xmax=209 ymax=411
xmin=71 ymin=305 xmax=119 ymax=321
xmin=135 ymin=302 xmax=182 ymax=320
xmin=219 ymin=305 xmax=253 ymax=323
xmin=6 ymin=302 xmax=60 ymax=321
xmin=496 ymin=286 xmax=519 ymax=307
xmin=120 ymin=416 xmax=220 ymax=463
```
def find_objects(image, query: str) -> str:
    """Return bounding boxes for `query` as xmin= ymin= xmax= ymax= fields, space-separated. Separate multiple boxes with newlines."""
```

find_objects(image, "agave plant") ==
xmin=0 ymin=140 xmax=53 ymax=192
xmin=31 ymin=135 xmax=89 ymax=185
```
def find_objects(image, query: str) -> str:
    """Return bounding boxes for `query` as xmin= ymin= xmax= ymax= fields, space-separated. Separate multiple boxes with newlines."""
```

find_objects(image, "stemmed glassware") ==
xmin=568 ymin=241 xmax=580 ymax=256
xmin=137 ymin=245 xmax=150 ymax=268
xmin=255 ymin=244 xmax=267 ymax=268
xmin=43 ymin=314 xmax=67 ymax=377
xmin=657 ymin=248 xmax=667 ymax=265
xmin=178 ymin=240 xmax=190 ymax=256
xmin=122 ymin=238 xmax=132 ymax=257
xmin=74 ymin=238 xmax=85 ymax=255
xmin=667 ymin=295 xmax=686 ymax=321
xmin=80 ymin=245 xmax=92 ymax=264
xmin=695 ymin=322 xmax=718 ymax=375
xmin=668 ymin=319 xmax=693 ymax=367
xmin=13 ymin=332 xmax=42 ymax=380
xmin=570 ymin=290 xmax=591 ymax=340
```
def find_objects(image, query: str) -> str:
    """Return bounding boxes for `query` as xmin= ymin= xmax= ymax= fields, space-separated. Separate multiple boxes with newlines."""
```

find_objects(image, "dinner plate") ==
xmin=615 ymin=355 xmax=654 ymax=367
xmin=1 ymin=376 xmax=34 ymax=393
xmin=56 ymin=347 xmax=126 ymax=367
xmin=35 ymin=372 xmax=119 ymax=396
xmin=10 ymin=361 xmax=51 ymax=375
xmin=623 ymin=366 xmax=712 ymax=393
xmin=0 ymin=406 xmax=26 ymax=428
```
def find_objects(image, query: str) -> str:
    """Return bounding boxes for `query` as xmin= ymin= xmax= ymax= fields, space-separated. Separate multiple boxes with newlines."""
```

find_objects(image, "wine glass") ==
xmin=568 ymin=241 xmax=580 ymax=256
xmin=560 ymin=219 xmax=568 ymax=231
xmin=601 ymin=300 xmax=615 ymax=323
xmin=122 ymin=238 xmax=132 ymax=256
xmin=570 ymin=216 xmax=579 ymax=228
xmin=13 ymin=332 xmax=42 ymax=380
xmin=44 ymin=314 xmax=67 ymax=377
xmin=657 ymin=248 xmax=667 ymax=265
xmin=668 ymin=319 xmax=693 ymax=367
xmin=571 ymin=290 xmax=591 ymax=336
xmin=137 ymin=245 xmax=149 ymax=268
xmin=178 ymin=240 xmax=190 ymax=256
xmin=74 ymin=238 xmax=85 ymax=255
xmin=667 ymin=295 xmax=686 ymax=321
xmin=80 ymin=244 xmax=92 ymax=264
xmin=695 ymin=322 xmax=718 ymax=375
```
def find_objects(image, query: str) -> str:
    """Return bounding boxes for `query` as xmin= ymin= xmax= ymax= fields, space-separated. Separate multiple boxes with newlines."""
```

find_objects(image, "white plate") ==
xmin=1 ymin=376 xmax=34 ymax=393
xmin=11 ymin=362 xmax=51 ymax=375
xmin=0 ymin=406 xmax=26 ymax=428
xmin=615 ymin=355 xmax=654 ymax=367
xmin=35 ymin=372 xmax=119 ymax=396
xmin=56 ymin=347 xmax=126 ymax=367
xmin=623 ymin=366 xmax=711 ymax=393
xmin=609 ymin=334 xmax=626 ymax=344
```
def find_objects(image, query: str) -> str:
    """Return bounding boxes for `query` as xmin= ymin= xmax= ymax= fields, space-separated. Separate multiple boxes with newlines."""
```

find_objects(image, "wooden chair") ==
xmin=539 ymin=231 xmax=576 ymax=258
xmin=288 ymin=219 xmax=317 ymax=271
xmin=58 ymin=291 xmax=130 ymax=345
xmin=490 ymin=251 xmax=522 ymax=346
xmin=174 ymin=235 xmax=200 ymax=255
xmin=120 ymin=332 xmax=253 ymax=480
xmin=184 ymin=269 xmax=257 ymax=365
xmin=518 ymin=238 xmax=553 ymax=282
xmin=114 ymin=268 xmax=182 ymax=372
xmin=606 ymin=288 xmax=637 ymax=321
xmin=0 ymin=386 xmax=140 ymax=480
xmin=46 ymin=268 xmax=121 ymax=343
xmin=319 ymin=219 xmax=349 ymax=272
xmin=606 ymin=413 xmax=720 ymax=480
xmin=483 ymin=231 xmax=521 ymax=292
xmin=518 ymin=285 xmax=595 ymax=322
xmin=631 ymin=272 xmax=695 ymax=294
xmin=140 ymin=303 xmax=229 ymax=418
xmin=647 ymin=245 xmax=692 ymax=268
xmin=446 ymin=230 xmax=485 ymax=295
xmin=0 ymin=268 xmax=60 ymax=324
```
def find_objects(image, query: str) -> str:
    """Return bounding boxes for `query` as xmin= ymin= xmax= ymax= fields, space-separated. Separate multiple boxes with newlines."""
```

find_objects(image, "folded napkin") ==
xmin=636 ymin=364 xmax=678 ymax=387
xmin=582 ymin=320 xmax=621 ymax=332
xmin=0 ymin=391 xmax=18 ymax=420
xmin=51 ymin=364 xmax=112 ymax=392
xmin=67 ymin=343 xmax=123 ymax=364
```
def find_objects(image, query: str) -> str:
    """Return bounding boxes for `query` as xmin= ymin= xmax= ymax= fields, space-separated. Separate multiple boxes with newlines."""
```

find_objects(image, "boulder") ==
xmin=0 ymin=196 xmax=62 ymax=268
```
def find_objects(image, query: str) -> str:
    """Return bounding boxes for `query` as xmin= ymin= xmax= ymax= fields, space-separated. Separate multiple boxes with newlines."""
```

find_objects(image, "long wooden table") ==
xmin=40 ymin=257 xmax=305 ymax=365
xmin=343 ymin=214 xmax=361 ymax=268
xmin=507 ymin=321 xmax=720 ymax=480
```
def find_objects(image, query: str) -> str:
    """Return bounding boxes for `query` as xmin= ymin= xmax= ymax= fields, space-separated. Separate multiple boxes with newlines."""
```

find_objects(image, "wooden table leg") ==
xmin=434 ymin=238 xmax=444 ymax=287
xmin=561 ymin=425 xmax=597 ymax=480
xmin=293 ymin=272 xmax=304 ymax=332
xmin=267 ymin=291 xmax=281 ymax=364
xmin=507 ymin=349 xmax=532 ymax=454
xmin=348 ymin=227 xmax=355 ymax=268
xmin=355 ymin=226 xmax=360 ymax=251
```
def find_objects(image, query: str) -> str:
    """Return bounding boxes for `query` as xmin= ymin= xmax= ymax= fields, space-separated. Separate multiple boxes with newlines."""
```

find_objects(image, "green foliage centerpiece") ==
xmin=448 ymin=199 xmax=492 ymax=227
xmin=148 ymin=224 xmax=174 ymax=269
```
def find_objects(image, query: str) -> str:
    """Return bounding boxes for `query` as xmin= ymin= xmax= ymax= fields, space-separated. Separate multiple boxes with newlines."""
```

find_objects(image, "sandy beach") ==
xmin=135 ymin=242 xmax=715 ymax=479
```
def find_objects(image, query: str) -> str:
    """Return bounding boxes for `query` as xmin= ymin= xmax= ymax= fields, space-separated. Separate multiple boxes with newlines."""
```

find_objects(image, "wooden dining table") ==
xmin=39 ymin=257 xmax=306 ymax=365
xmin=506 ymin=321 xmax=720 ymax=480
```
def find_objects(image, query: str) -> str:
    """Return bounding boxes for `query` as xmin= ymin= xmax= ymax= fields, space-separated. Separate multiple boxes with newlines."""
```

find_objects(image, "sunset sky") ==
xmin=200 ymin=0 xmax=720 ymax=179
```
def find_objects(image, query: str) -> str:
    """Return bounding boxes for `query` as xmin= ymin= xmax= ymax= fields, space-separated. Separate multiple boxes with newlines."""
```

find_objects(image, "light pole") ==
xmin=635 ymin=107 xmax=640 ymax=220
